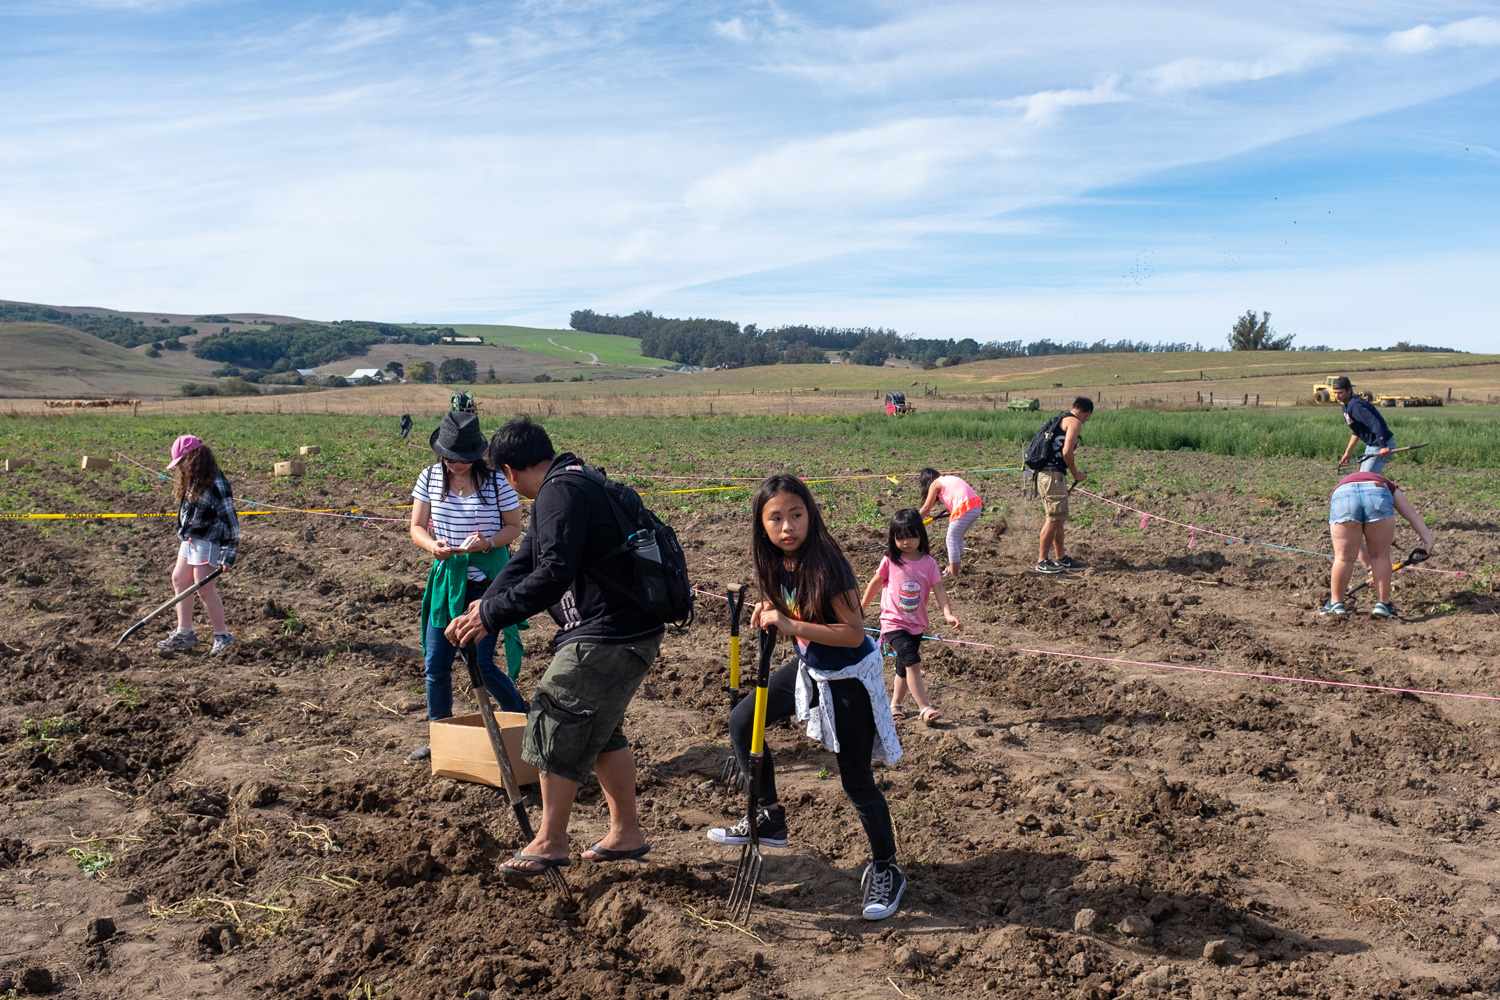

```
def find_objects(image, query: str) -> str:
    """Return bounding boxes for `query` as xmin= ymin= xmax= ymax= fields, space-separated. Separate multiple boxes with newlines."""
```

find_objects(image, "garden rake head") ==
xmin=727 ymin=627 xmax=775 ymax=923
xmin=459 ymin=643 xmax=573 ymax=905
xmin=720 ymin=584 xmax=748 ymax=792
xmin=1346 ymin=547 xmax=1429 ymax=597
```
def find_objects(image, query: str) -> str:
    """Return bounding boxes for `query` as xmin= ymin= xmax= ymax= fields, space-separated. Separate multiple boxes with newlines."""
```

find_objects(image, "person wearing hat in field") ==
xmin=157 ymin=434 xmax=239 ymax=654
xmin=406 ymin=411 xmax=527 ymax=762
xmin=1332 ymin=377 xmax=1395 ymax=474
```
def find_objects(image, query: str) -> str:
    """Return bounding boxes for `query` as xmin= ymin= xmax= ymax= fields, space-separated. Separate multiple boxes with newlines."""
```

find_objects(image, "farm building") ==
xmin=346 ymin=368 xmax=384 ymax=381
xmin=441 ymin=336 xmax=483 ymax=344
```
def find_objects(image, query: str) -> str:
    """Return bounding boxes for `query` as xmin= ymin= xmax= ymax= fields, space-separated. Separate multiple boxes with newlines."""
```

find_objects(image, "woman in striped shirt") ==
xmin=407 ymin=412 xmax=526 ymax=761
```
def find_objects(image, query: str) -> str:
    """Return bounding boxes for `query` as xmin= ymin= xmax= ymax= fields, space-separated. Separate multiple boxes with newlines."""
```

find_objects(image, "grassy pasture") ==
xmin=432 ymin=324 xmax=676 ymax=369
xmin=3 ymin=407 xmax=1498 ymax=523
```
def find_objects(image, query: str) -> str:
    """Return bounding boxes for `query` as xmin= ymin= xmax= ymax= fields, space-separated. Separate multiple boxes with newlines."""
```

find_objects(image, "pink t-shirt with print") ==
xmin=875 ymin=553 xmax=942 ymax=636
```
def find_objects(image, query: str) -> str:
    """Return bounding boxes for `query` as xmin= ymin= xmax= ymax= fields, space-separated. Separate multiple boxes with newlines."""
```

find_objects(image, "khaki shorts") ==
xmin=521 ymin=635 xmax=661 ymax=784
xmin=1038 ymin=471 xmax=1070 ymax=521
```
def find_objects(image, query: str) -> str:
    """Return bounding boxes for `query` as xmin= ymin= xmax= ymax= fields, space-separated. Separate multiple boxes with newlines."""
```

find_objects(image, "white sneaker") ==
xmin=156 ymin=629 xmax=198 ymax=651
xmin=210 ymin=632 xmax=235 ymax=655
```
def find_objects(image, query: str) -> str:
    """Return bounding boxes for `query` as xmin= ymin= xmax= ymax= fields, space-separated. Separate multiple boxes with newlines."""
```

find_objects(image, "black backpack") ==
xmin=559 ymin=466 xmax=695 ymax=628
xmin=1023 ymin=412 xmax=1071 ymax=471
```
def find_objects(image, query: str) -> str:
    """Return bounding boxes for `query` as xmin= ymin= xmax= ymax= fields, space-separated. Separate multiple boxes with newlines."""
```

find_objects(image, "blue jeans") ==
xmin=1359 ymin=441 xmax=1393 ymax=474
xmin=424 ymin=619 xmax=527 ymax=720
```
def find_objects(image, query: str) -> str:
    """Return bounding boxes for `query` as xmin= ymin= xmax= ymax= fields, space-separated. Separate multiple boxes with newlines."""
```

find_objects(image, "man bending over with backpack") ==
xmin=446 ymin=416 xmax=665 ymax=876
xmin=1031 ymin=397 xmax=1093 ymax=574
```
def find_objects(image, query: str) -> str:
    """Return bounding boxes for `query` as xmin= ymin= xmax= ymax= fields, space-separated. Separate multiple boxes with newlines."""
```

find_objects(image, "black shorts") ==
xmin=882 ymin=630 xmax=924 ymax=678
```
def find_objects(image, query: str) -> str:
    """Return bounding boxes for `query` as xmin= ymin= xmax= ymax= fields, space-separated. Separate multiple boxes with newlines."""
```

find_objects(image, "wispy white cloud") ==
xmin=1386 ymin=16 xmax=1500 ymax=53
xmin=1 ymin=2 xmax=1499 ymax=349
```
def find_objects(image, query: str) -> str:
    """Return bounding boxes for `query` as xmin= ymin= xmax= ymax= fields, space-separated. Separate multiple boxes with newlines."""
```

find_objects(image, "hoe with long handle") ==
xmin=720 ymin=584 xmax=749 ymax=790
xmin=1338 ymin=442 xmax=1429 ymax=472
xmin=727 ymin=628 xmax=776 ymax=923
xmin=460 ymin=642 xmax=572 ymax=904
xmin=1346 ymin=548 xmax=1429 ymax=598
xmin=112 ymin=566 xmax=224 ymax=651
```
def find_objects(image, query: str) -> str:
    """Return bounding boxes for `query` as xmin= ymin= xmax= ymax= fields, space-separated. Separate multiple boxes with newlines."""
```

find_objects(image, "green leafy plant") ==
xmin=108 ymin=680 xmax=143 ymax=711
xmin=816 ymin=766 xmax=831 ymax=780
xmin=282 ymin=611 xmax=304 ymax=635
xmin=22 ymin=716 xmax=80 ymax=752
xmin=67 ymin=841 xmax=115 ymax=876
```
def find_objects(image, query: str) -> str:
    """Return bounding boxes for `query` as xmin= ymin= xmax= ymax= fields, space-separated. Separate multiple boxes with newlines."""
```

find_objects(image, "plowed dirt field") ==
xmin=3 ymin=451 xmax=1498 ymax=1000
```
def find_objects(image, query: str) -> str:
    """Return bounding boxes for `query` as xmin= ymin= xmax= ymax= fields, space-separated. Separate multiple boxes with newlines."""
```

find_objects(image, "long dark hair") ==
xmin=436 ymin=458 xmax=491 ymax=501
xmin=173 ymin=445 xmax=221 ymax=504
xmin=751 ymin=474 xmax=852 ymax=625
xmin=918 ymin=467 xmax=941 ymax=499
xmin=887 ymin=508 xmax=930 ymax=565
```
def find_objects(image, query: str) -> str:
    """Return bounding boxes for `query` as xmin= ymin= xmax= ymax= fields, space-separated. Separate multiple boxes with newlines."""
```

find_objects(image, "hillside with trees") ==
xmin=569 ymin=309 xmax=1207 ymax=370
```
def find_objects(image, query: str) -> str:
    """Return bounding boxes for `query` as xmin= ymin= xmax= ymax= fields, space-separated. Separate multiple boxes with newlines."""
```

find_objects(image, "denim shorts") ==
xmin=1329 ymin=481 xmax=1394 ymax=525
xmin=178 ymin=537 xmax=225 ymax=566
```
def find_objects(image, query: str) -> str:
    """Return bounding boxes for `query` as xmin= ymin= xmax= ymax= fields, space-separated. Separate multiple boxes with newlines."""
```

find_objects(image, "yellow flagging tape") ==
xmin=1 ymin=508 xmax=355 ymax=521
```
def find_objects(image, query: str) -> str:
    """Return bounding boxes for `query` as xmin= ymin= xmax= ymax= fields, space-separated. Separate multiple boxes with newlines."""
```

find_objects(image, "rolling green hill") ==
xmin=438 ymin=324 xmax=677 ymax=368
xmin=0 ymin=322 xmax=216 ymax=397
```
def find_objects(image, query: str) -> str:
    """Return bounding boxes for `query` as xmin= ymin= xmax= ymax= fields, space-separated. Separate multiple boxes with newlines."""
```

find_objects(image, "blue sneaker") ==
xmin=1318 ymin=601 xmax=1346 ymax=617
xmin=1371 ymin=602 xmax=1398 ymax=619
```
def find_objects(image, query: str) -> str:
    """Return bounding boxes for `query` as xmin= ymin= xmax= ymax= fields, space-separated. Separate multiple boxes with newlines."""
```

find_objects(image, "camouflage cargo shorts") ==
xmin=521 ymin=635 xmax=661 ymax=784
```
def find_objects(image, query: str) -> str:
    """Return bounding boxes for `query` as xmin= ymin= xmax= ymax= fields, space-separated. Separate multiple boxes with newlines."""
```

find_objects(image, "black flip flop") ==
xmin=499 ymin=853 xmax=571 ymax=878
xmin=582 ymin=843 xmax=651 ymax=862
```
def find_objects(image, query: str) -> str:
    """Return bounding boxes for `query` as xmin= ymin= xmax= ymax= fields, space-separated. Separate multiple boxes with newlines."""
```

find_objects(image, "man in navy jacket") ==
xmin=1332 ymin=377 xmax=1394 ymax=473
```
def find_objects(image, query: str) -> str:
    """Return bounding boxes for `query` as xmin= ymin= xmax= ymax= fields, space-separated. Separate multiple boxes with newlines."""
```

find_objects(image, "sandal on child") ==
xmin=889 ymin=704 xmax=909 ymax=721
xmin=919 ymin=707 xmax=943 ymax=726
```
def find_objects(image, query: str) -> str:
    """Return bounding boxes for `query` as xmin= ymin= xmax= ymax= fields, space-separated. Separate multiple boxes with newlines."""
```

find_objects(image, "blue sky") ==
xmin=2 ymin=2 xmax=1497 ymax=349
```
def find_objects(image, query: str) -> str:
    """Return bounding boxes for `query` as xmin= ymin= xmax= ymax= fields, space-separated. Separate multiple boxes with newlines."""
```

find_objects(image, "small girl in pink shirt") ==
xmin=861 ymin=509 xmax=961 ymax=725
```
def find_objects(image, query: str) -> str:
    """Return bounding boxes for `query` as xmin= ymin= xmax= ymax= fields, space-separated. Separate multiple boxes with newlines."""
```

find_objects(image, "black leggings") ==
xmin=729 ymin=658 xmax=896 ymax=861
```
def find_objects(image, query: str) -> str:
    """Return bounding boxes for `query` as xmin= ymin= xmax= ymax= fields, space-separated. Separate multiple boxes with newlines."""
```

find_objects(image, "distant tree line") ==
xmin=0 ymin=303 xmax=191 ymax=349
xmin=569 ymin=309 xmax=1206 ymax=369
xmin=191 ymin=321 xmax=439 ymax=372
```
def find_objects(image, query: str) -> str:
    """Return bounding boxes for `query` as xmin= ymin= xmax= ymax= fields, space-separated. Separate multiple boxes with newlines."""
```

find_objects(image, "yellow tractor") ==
xmin=1312 ymin=377 xmax=1373 ymax=404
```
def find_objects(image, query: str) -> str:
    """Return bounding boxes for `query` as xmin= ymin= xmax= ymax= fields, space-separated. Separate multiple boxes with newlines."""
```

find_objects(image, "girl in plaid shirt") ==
xmin=158 ymin=434 xmax=239 ymax=654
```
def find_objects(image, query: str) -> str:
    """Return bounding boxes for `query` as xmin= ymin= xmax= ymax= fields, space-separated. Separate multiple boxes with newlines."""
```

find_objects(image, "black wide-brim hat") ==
xmin=430 ymin=411 xmax=488 ymax=462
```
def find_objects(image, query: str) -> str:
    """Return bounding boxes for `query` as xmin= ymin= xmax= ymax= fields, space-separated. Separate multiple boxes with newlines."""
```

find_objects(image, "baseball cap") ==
xmin=1331 ymin=376 xmax=1353 ymax=390
xmin=167 ymin=434 xmax=204 ymax=469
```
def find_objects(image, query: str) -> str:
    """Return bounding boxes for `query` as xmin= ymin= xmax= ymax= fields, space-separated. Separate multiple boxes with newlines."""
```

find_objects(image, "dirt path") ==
xmin=548 ymin=337 xmax=600 ymax=364
xmin=2 ymin=452 xmax=1497 ymax=999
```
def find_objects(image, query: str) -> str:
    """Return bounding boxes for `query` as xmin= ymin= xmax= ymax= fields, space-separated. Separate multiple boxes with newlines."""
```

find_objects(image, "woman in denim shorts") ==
xmin=1323 ymin=472 xmax=1434 ymax=619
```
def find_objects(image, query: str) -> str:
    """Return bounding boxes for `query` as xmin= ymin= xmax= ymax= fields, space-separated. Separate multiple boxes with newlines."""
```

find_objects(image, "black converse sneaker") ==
xmin=860 ymin=860 xmax=906 ymax=920
xmin=706 ymin=805 xmax=789 ymax=847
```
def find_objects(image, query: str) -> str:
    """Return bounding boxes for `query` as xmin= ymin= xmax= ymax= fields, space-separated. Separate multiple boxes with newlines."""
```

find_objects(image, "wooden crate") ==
xmin=2 ymin=459 xmax=29 ymax=473
xmin=80 ymin=455 xmax=113 ymax=470
xmin=299 ymin=445 xmax=321 ymax=456
xmin=274 ymin=460 xmax=306 ymax=477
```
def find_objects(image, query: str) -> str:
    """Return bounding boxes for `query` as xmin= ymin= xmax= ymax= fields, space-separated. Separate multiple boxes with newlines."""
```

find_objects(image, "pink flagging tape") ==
xmin=703 ymin=587 xmax=1494 ymax=703
xmin=1005 ymin=645 xmax=1500 ymax=704
xmin=1074 ymin=487 xmax=1464 ymax=580
xmin=867 ymin=626 xmax=1500 ymax=705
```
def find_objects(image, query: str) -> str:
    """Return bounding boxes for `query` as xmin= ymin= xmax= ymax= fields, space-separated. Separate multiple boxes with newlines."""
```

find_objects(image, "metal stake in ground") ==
xmin=720 ymin=584 xmax=749 ymax=790
xmin=727 ymin=627 xmax=776 ymax=923
xmin=459 ymin=643 xmax=573 ymax=904
xmin=1346 ymin=548 xmax=1429 ymax=598
xmin=112 ymin=566 xmax=225 ymax=651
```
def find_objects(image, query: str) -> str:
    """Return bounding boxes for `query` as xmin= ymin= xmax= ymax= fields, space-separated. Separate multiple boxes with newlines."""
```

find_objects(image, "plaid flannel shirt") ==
xmin=177 ymin=474 xmax=240 ymax=567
